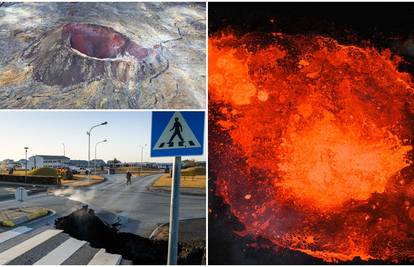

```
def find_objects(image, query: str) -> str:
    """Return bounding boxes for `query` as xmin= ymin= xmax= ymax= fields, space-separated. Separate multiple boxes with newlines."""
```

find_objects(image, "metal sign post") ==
xmin=150 ymin=111 xmax=204 ymax=265
xmin=167 ymin=156 xmax=181 ymax=265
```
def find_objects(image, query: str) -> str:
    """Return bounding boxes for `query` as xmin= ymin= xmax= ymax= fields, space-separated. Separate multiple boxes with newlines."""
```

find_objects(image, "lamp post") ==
xmin=62 ymin=143 xmax=65 ymax=157
xmin=94 ymin=139 xmax=107 ymax=174
xmin=87 ymin=122 xmax=108 ymax=181
xmin=139 ymin=144 xmax=147 ymax=176
xmin=24 ymin=147 xmax=28 ymax=184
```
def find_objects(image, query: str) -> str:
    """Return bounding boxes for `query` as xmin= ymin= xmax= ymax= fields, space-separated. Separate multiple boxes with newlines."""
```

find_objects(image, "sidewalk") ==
xmin=149 ymin=218 xmax=206 ymax=242
xmin=150 ymin=173 xmax=206 ymax=196
xmin=0 ymin=207 xmax=49 ymax=227
xmin=149 ymin=186 xmax=205 ymax=196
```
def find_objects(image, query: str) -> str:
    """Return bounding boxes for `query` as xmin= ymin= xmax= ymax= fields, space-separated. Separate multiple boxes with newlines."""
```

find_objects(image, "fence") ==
xmin=0 ymin=175 xmax=60 ymax=185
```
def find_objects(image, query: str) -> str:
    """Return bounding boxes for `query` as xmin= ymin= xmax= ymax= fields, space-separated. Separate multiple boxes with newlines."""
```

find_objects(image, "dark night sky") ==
xmin=209 ymin=2 xmax=414 ymax=36
xmin=209 ymin=2 xmax=414 ymax=67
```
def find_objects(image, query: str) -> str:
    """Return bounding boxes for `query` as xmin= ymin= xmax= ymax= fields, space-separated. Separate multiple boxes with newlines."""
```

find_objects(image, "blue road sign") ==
xmin=151 ymin=111 xmax=205 ymax=157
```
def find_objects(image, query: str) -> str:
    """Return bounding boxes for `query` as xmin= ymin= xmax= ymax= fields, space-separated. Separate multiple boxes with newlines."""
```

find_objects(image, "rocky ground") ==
xmin=0 ymin=2 xmax=206 ymax=109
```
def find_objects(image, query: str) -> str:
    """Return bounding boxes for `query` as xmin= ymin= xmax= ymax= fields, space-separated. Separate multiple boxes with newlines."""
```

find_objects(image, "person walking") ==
xmin=168 ymin=117 xmax=184 ymax=145
xmin=126 ymin=170 xmax=132 ymax=185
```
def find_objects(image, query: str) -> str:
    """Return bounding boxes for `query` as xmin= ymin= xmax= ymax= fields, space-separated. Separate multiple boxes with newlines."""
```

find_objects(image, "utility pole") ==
xmin=24 ymin=147 xmax=28 ymax=184
xmin=139 ymin=144 xmax=147 ymax=176
xmin=167 ymin=156 xmax=181 ymax=265
xmin=87 ymin=122 xmax=108 ymax=181
xmin=95 ymin=139 xmax=107 ymax=174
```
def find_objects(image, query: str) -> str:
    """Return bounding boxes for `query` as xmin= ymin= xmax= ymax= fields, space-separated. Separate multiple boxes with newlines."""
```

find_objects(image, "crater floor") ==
xmin=0 ymin=2 xmax=206 ymax=109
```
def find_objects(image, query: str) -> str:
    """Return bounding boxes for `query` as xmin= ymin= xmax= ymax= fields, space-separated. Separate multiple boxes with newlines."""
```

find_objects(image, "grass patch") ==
xmin=72 ymin=174 xmax=103 ymax=180
xmin=27 ymin=208 xmax=48 ymax=220
xmin=152 ymin=173 xmax=205 ymax=189
xmin=28 ymin=168 xmax=57 ymax=177
xmin=61 ymin=174 xmax=104 ymax=187
xmin=182 ymin=167 xmax=206 ymax=176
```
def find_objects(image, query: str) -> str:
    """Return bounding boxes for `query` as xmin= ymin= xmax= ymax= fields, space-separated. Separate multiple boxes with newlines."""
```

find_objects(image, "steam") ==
xmin=53 ymin=188 xmax=96 ymax=203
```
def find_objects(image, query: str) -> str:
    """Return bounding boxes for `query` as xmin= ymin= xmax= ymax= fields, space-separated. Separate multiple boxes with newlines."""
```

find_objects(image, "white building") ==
xmin=0 ymin=159 xmax=17 ymax=170
xmin=69 ymin=160 xmax=89 ymax=168
xmin=27 ymin=155 xmax=70 ymax=169
xmin=16 ymin=159 xmax=27 ymax=169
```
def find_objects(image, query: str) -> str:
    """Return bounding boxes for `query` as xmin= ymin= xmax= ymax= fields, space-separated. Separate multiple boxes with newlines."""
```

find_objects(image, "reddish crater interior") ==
xmin=62 ymin=23 xmax=149 ymax=60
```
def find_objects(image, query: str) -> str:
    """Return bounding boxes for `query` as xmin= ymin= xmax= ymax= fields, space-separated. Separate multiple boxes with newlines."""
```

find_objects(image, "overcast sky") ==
xmin=0 ymin=111 xmax=206 ymax=163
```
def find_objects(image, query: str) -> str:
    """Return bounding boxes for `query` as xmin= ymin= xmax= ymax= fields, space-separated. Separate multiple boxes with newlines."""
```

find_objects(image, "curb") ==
xmin=60 ymin=176 xmax=106 ymax=189
xmin=148 ymin=222 xmax=168 ymax=240
xmin=0 ymin=181 xmax=52 ymax=188
xmin=148 ymin=217 xmax=207 ymax=240
xmin=149 ymin=186 xmax=206 ymax=196
xmin=0 ymin=208 xmax=50 ymax=227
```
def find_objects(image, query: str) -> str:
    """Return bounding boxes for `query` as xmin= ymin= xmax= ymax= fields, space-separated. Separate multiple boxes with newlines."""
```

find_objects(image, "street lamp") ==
xmin=94 ymin=139 xmax=107 ymax=174
xmin=139 ymin=144 xmax=147 ymax=176
xmin=62 ymin=143 xmax=65 ymax=157
xmin=24 ymin=147 xmax=28 ymax=184
xmin=87 ymin=121 xmax=108 ymax=180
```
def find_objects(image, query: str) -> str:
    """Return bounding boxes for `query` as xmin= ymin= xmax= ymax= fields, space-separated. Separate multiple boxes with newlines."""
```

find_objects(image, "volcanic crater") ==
xmin=26 ymin=23 xmax=168 ymax=88
xmin=0 ymin=2 xmax=206 ymax=109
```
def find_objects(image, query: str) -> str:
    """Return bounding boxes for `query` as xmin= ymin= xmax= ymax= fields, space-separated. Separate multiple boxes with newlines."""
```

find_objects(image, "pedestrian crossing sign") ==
xmin=151 ymin=111 xmax=205 ymax=157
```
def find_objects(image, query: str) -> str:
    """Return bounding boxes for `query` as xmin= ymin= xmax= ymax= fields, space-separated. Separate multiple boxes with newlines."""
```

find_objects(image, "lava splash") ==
xmin=209 ymin=32 xmax=414 ymax=263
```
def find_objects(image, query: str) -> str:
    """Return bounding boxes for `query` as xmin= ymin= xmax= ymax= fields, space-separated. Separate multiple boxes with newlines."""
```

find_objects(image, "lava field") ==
xmin=0 ymin=2 xmax=206 ymax=109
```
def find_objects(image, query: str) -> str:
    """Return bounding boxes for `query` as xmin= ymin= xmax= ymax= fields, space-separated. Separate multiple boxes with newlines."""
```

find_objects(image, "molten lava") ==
xmin=209 ymin=32 xmax=414 ymax=262
xmin=277 ymin=112 xmax=411 ymax=210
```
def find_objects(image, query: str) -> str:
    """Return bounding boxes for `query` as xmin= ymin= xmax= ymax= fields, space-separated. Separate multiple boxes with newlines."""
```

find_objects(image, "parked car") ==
xmin=67 ymin=166 xmax=81 ymax=174
xmin=77 ymin=167 xmax=92 ymax=175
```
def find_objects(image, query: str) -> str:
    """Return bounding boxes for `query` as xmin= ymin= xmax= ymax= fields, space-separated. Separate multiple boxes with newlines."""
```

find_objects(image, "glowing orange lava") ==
xmin=209 ymin=32 xmax=414 ymax=262
xmin=277 ymin=111 xmax=411 ymax=210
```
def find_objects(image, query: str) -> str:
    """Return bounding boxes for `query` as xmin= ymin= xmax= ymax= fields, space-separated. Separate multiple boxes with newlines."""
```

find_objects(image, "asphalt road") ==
xmin=0 ymin=173 xmax=206 ymax=237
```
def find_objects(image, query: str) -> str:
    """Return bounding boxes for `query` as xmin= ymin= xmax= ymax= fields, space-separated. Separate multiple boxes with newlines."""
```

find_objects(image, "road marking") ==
xmin=0 ymin=226 xmax=32 ymax=244
xmin=88 ymin=249 xmax=122 ymax=265
xmin=35 ymin=237 xmax=86 ymax=265
xmin=0 ymin=229 xmax=62 ymax=264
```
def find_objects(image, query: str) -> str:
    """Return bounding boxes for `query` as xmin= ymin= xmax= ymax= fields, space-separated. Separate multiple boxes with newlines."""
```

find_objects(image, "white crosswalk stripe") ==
xmin=34 ymin=237 xmax=87 ymax=265
xmin=88 ymin=249 xmax=122 ymax=265
xmin=0 ymin=227 xmax=123 ymax=265
xmin=0 ymin=229 xmax=62 ymax=264
xmin=0 ymin=226 xmax=32 ymax=244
